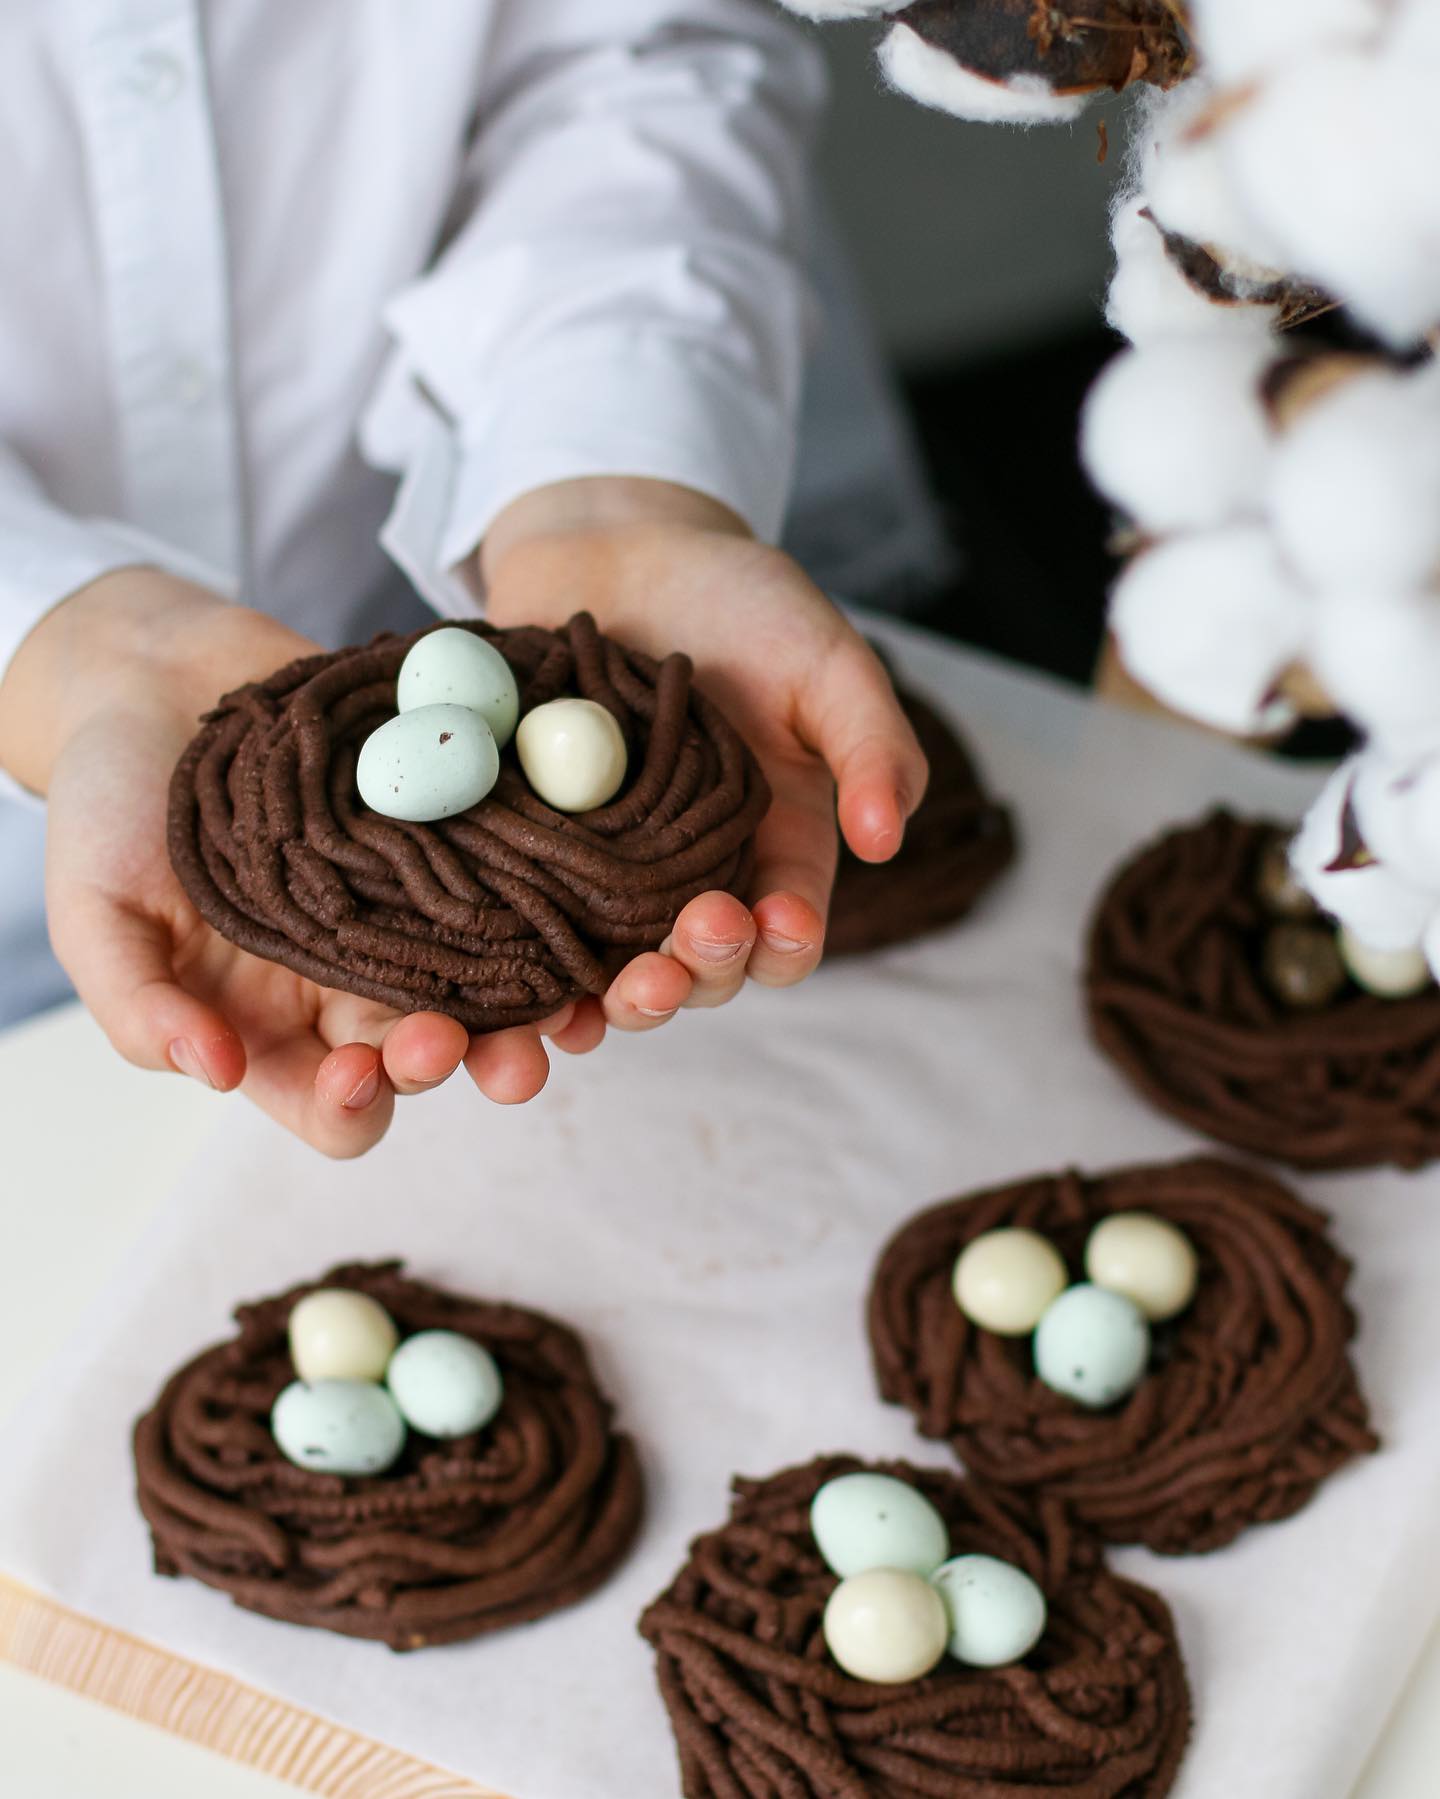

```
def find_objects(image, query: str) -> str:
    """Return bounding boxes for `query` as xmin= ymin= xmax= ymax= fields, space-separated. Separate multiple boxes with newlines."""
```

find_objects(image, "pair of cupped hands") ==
xmin=0 ymin=480 xmax=928 ymax=1157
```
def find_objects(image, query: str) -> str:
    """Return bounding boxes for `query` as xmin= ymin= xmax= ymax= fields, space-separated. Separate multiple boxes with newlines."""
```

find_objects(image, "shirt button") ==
xmin=127 ymin=49 xmax=186 ymax=106
xmin=172 ymin=358 xmax=212 ymax=408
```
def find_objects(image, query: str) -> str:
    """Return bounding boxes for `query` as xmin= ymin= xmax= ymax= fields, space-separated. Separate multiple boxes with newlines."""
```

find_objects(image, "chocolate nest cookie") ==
xmin=640 ymin=1455 xmax=1191 ymax=1799
xmin=133 ymin=1261 xmax=643 ymax=1648
xmin=868 ymin=1157 xmax=1377 ymax=1554
xmin=167 ymin=613 xmax=769 ymax=1032
xmin=1085 ymin=809 xmax=1440 ymax=1169
xmin=827 ymin=684 xmax=1015 ymax=958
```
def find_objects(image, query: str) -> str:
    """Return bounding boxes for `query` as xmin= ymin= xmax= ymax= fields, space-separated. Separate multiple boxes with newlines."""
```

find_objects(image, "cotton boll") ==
xmin=1269 ymin=367 xmax=1440 ymax=594
xmin=1106 ymin=196 xmax=1279 ymax=344
xmin=1141 ymin=87 xmax=1287 ymax=273
xmin=1081 ymin=338 xmax=1274 ymax=532
xmin=1190 ymin=0 xmax=1382 ymax=85
xmin=878 ymin=25 xmax=1087 ymax=124
xmin=1108 ymin=527 xmax=1308 ymax=734
xmin=1221 ymin=52 xmax=1440 ymax=344
xmin=1351 ymin=754 xmax=1440 ymax=896
xmin=1290 ymin=759 xmax=1438 ymax=947
xmin=775 ymin=0 xmax=908 ymax=16
xmin=1312 ymin=590 xmax=1440 ymax=762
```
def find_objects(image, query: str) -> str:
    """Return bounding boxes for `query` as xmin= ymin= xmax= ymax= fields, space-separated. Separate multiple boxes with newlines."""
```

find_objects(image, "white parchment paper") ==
xmin=2 ymin=622 xmax=1436 ymax=1799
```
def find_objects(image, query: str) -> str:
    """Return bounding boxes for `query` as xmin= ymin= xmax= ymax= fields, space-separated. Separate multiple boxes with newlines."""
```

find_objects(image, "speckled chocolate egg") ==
xmin=930 ymin=1554 xmax=1047 ymax=1668
xmin=810 ymin=1472 xmax=949 ymax=1580
xmin=386 ymin=1330 xmax=503 ymax=1439
xmin=1261 ymin=922 xmax=1347 ymax=1011
xmin=1033 ymin=1283 xmax=1151 ymax=1410
xmin=270 ymin=1379 xmax=407 ymax=1478
xmin=396 ymin=628 xmax=519 ymax=747
xmin=1254 ymin=831 xmax=1318 ymax=919
xmin=356 ymin=704 xmax=499 ymax=823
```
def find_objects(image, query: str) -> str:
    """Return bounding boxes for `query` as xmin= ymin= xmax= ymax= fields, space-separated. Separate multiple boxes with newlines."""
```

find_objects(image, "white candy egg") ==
xmin=396 ymin=628 xmax=519 ymax=747
xmin=822 ymin=1568 xmax=950 ymax=1684
xmin=1085 ymin=1213 xmax=1199 ymax=1324
xmin=810 ymin=1473 xmax=950 ymax=1580
xmin=952 ymin=1229 xmax=1068 ymax=1337
xmin=357 ymin=704 xmax=499 ymax=823
xmin=271 ymin=1379 xmax=406 ymax=1478
xmin=930 ymin=1555 xmax=1047 ymax=1668
xmin=515 ymin=698 xmax=628 ymax=814
xmin=1033 ymin=1284 xmax=1151 ymax=1410
xmin=288 ymin=1288 xmax=398 ymax=1383
xmin=1338 ymin=926 xmax=1433 ymax=998
xmin=386 ymin=1330 xmax=504 ymax=1439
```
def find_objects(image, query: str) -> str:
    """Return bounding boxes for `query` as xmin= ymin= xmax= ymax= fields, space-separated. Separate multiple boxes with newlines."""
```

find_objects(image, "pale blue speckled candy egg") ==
xmin=356 ymin=704 xmax=499 ymax=823
xmin=930 ymin=1554 xmax=1047 ymax=1667
xmin=810 ymin=1472 xmax=950 ymax=1580
xmin=270 ymin=1379 xmax=407 ymax=1477
xmin=386 ymin=1330 xmax=504 ymax=1439
xmin=1033 ymin=1283 xmax=1151 ymax=1409
xmin=397 ymin=628 xmax=519 ymax=747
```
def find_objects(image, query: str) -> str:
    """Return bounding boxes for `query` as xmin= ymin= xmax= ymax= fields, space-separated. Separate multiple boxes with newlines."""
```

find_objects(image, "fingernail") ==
xmin=689 ymin=937 xmax=747 ymax=964
xmin=761 ymin=932 xmax=810 ymax=955
xmin=168 ymin=1038 xmax=216 ymax=1089
xmin=342 ymin=1067 xmax=381 ymax=1110
xmin=658 ymin=935 xmax=675 ymax=957
xmin=636 ymin=1005 xmax=678 ymax=1020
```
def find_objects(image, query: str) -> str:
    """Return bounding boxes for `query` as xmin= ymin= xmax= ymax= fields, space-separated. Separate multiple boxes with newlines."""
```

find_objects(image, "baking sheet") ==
xmin=2 ymin=621 xmax=1436 ymax=1799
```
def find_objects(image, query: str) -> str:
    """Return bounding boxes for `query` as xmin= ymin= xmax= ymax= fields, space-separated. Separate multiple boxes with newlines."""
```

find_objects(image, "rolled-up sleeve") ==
xmin=359 ymin=0 xmax=825 ymax=613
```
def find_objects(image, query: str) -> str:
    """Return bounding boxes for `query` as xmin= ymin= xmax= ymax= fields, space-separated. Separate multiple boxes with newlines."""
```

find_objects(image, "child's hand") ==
xmin=0 ymin=571 xmax=597 ymax=1157
xmin=482 ymin=479 xmax=929 ymax=1036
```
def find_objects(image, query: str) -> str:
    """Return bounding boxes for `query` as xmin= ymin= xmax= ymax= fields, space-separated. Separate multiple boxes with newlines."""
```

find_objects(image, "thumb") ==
xmin=806 ymin=637 xmax=929 ymax=865
xmin=52 ymin=889 xmax=246 ymax=1090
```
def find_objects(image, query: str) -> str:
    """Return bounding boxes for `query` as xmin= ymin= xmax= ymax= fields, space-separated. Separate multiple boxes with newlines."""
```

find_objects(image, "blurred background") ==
xmin=791 ymin=20 xmax=1134 ymax=687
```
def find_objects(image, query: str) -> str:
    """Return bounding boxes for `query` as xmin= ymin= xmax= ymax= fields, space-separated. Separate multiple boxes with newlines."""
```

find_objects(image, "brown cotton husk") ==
xmin=1259 ymin=352 xmax=1380 ymax=431
xmin=895 ymin=0 xmax=1191 ymax=95
xmin=1145 ymin=214 xmax=1334 ymax=327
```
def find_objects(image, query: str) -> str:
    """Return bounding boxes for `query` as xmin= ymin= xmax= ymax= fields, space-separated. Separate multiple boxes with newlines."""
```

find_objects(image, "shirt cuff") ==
xmin=362 ymin=326 xmax=795 ymax=615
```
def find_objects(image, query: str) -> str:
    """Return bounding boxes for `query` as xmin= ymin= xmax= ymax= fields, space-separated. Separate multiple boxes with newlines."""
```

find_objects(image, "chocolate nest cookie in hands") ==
xmin=167 ymin=613 xmax=769 ymax=1032
xmin=640 ymin=1455 xmax=1191 ymax=1799
xmin=868 ymin=1158 xmax=1377 ymax=1555
xmin=133 ymin=1261 xmax=643 ymax=1648
xmin=1085 ymin=810 xmax=1440 ymax=1169
xmin=827 ymin=684 xmax=1015 ymax=958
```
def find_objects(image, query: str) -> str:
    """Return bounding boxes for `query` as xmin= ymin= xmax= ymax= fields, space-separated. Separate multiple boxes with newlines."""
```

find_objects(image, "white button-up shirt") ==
xmin=0 ymin=0 xmax=821 ymax=679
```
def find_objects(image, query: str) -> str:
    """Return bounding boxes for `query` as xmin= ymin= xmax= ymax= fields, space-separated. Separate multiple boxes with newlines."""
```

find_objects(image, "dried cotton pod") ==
xmin=879 ymin=0 xmax=1189 ymax=124
xmin=1290 ymin=761 xmax=1438 ymax=951
xmin=1105 ymin=197 xmax=1281 ymax=344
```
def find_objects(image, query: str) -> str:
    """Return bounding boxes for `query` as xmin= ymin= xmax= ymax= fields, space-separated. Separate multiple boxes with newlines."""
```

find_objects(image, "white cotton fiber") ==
xmin=1311 ymin=589 xmax=1440 ymax=761
xmin=775 ymin=0 xmax=909 ymax=16
xmin=1141 ymin=87 xmax=1286 ymax=272
xmin=1290 ymin=758 xmax=1439 ymax=947
xmin=1081 ymin=337 xmax=1274 ymax=532
xmin=1352 ymin=754 xmax=1440 ymax=895
xmin=1105 ymin=195 xmax=1279 ymax=344
xmin=1269 ymin=365 xmax=1440 ymax=593
xmin=1108 ymin=526 xmax=1308 ymax=733
xmin=877 ymin=24 xmax=1088 ymax=123
xmin=1221 ymin=50 xmax=1440 ymax=344
xmin=1190 ymin=0 xmax=1382 ymax=85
